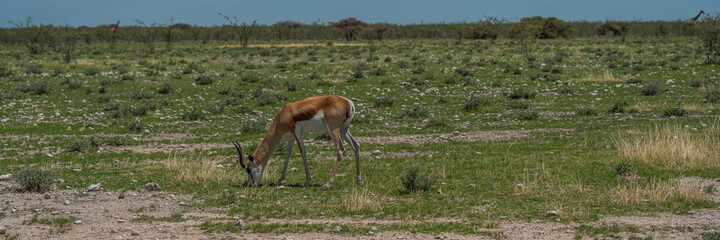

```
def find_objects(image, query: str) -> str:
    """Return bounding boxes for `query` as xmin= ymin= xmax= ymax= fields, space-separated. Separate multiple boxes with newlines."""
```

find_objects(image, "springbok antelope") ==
xmin=232 ymin=95 xmax=361 ymax=189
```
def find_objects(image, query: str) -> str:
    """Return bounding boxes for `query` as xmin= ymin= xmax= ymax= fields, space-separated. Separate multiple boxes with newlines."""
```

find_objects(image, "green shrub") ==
xmin=425 ymin=117 xmax=447 ymax=127
xmin=374 ymin=97 xmax=396 ymax=107
xmin=14 ymin=168 xmax=54 ymax=192
xmin=705 ymin=89 xmax=720 ymax=103
xmin=514 ymin=110 xmax=539 ymax=120
xmin=285 ymin=80 xmax=298 ymax=91
xmin=124 ymin=118 xmax=146 ymax=132
xmin=83 ymin=66 xmax=100 ymax=76
xmin=241 ymin=72 xmax=260 ymax=83
xmin=256 ymin=93 xmax=287 ymax=106
xmin=25 ymin=64 xmax=43 ymax=74
xmin=17 ymin=81 xmax=52 ymax=95
xmin=508 ymin=87 xmax=536 ymax=99
xmin=66 ymin=138 xmax=91 ymax=152
xmin=240 ymin=120 xmax=266 ymax=134
xmin=464 ymin=94 xmax=489 ymax=111
xmin=400 ymin=166 xmax=435 ymax=193
xmin=640 ymin=81 xmax=662 ymax=96
xmin=131 ymin=91 xmax=155 ymax=100
xmin=576 ymin=107 xmax=598 ymax=116
xmin=158 ymin=83 xmax=175 ymax=94
xmin=662 ymin=106 xmax=688 ymax=117
xmin=195 ymin=75 xmax=214 ymax=85
xmin=614 ymin=160 xmax=634 ymax=176
xmin=398 ymin=106 xmax=428 ymax=118
xmin=507 ymin=101 xmax=529 ymax=109
xmin=183 ymin=107 xmax=205 ymax=121
xmin=609 ymin=100 xmax=629 ymax=113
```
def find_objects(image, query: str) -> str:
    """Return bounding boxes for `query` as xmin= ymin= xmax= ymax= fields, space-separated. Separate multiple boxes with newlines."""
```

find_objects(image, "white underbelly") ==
xmin=296 ymin=110 xmax=327 ymax=134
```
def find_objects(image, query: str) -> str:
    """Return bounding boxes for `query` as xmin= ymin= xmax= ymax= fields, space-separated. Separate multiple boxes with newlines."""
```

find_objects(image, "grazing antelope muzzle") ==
xmin=232 ymin=141 xmax=263 ymax=186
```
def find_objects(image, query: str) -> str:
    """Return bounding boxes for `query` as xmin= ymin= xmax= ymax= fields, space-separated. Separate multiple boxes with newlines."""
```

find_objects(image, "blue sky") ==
xmin=0 ymin=0 xmax=717 ymax=27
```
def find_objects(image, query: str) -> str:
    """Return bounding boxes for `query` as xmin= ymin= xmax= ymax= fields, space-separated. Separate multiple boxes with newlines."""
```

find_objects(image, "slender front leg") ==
xmin=276 ymin=140 xmax=294 ymax=186
xmin=293 ymin=132 xmax=311 ymax=187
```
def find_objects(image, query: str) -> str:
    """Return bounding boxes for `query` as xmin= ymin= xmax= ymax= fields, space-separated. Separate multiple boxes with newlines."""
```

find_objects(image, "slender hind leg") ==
xmin=341 ymin=127 xmax=361 ymax=185
xmin=322 ymin=128 xmax=345 ymax=189
xmin=276 ymin=140 xmax=294 ymax=186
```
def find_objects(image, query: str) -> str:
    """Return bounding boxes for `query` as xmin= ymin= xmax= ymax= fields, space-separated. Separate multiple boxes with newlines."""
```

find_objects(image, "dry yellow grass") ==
xmin=604 ymin=179 xmax=707 ymax=207
xmin=154 ymin=154 xmax=244 ymax=184
xmin=343 ymin=187 xmax=381 ymax=212
xmin=614 ymin=122 xmax=720 ymax=170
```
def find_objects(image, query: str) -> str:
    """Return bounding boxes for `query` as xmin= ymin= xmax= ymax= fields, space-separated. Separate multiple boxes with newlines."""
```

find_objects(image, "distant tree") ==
xmin=594 ymin=21 xmax=631 ymax=43
xmin=273 ymin=20 xmax=301 ymax=41
xmin=510 ymin=16 xmax=574 ymax=39
xmin=217 ymin=12 xmax=258 ymax=47
xmin=331 ymin=17 xmax=367 ymax=41
xmin=697 ymin=14 xmax=720 ymax=64
xmin=169 ymin=23 xmax=191 ymax=30
xmin=371 ymin=24 xmax=390 ymax=41
xmin=471 ymin=17 xmax=506 ymax=42
xmin=9 ymin=17 xmax=52 ymax=55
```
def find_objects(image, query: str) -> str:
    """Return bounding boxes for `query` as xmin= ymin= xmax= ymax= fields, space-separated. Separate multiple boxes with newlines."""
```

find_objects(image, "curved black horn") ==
xmin=232 ymin=141 xmax=246 ymax=169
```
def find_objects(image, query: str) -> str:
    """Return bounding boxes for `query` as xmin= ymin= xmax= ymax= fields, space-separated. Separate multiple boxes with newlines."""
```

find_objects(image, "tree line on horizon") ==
xmin=1 ymin=14 xmax=718 ymax=63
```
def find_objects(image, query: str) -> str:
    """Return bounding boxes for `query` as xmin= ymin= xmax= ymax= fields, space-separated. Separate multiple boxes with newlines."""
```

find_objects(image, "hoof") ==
xmin=356 ymin=179 xmax=364 ymax=185
xmin=321 ymin=184 xmax=332 ymax=189
xmin=275 ymin=181 xmax=283 ymax=186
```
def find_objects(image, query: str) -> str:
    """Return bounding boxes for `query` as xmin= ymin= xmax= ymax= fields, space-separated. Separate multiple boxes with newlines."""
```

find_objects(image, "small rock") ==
xmin=546 ymin=211 xmax=558 ymax=217
xmin=179 ymin=201 xmax=186 ymax=206
xmin=252 ymin=110 xmax=263 ymax=116
xmin=144 ymin=182 xmax=161 ymax=191
xmin=0 ymin=225 xmax=5 ymax=235
xmin=44 ymin=193 xmax=51 ymax=199
xmin=215 ymin=164 xmax=223 ymax=168
xmin=63 ymin=200 xmax=70 ymax=205
xmin=72 ymin=168 xmax=82 ymax=172
xmin=234 ymin=220 xmax=246 ymax=229
xmin=117 ymin=219 xmax=125 ymax=223
xmin=47 ymin=153 xmax=54 ymax=157
xmin=331 ymin=226 xmax=342 ymax=232
xmin=397 ymin=236 xmax=404 ymax=239
xmin=371 ymin=227 xmax=378 ymax=231
xmin=0 ymin=174 xmax=12 ymax=181
xmin=704 ymin=229 xmax=717 ymax=234
xmin=467 ymin=184 xmax=477 ymax=188
xmin=110 ymin=229 xmax=118 ymax=233
xmin=372 ymin=150 xmax=382 ymax=155
xmin=118 ymin=193 xmax=125 ymax=199
xmin=114 ymin=236 xmax=123 ymax=240
xmin=368 ymin=231 xmax=374 ymax=235
xmin=281 ymin=237 xmax=294 ymax=240
xmin=87 ymin=183 xmax=102 ymax=191
xmin=289 ymin=167 xmax=298 ymax=172
xmin=131 ymin=230 xmax=140 ymax=236
xmin=74 ymin=220 xmax=82 ymax=225
xmin=277 ymin=186 xmax=285 ymax=189
xmin=435 ymin=235 xmax=446 ymax=239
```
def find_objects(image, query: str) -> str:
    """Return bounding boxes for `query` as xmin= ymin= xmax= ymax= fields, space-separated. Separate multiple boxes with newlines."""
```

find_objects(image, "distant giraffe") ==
xmin=684 ymin=10 xmax=705 ymax=26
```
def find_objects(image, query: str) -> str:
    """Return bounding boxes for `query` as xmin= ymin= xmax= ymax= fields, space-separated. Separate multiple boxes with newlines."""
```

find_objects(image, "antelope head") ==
xmin=232 ymin=141 xmax=263 ymax=186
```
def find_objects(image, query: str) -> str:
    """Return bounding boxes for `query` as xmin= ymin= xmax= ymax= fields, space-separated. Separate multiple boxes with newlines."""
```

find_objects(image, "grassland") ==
xmin=0 ymin=37 xmax=719 ymax=239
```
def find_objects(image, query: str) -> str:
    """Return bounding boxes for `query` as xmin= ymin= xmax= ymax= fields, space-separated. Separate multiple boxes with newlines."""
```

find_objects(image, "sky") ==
xmin=0 ymin=0 xmax=717 ymax=27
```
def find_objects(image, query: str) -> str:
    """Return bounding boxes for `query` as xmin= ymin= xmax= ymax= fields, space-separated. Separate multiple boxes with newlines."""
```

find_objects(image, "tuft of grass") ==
xmin=156 ymin=155 xmax=243 ymax=184
xmin=14 ymin=168 xmax=54 ymax=192
xmin=662 ymin=106 xmax=688 ymax=117
xmin=400 ymin=166 xmax=435 ymax=193
xmin=613 ymin=160 xmax=634 ymax=176
xmin=343 ymin=187 xmax=381 ymax=212
xmin=603 ymin=179 xmax=708 ymax=207
xmin=398 ymin=106 xmax=428 ymax=118
xmin=614 ymin=123 xmax=720 ymax=170
xmin=131 ymin=91 xmax=155 ymax=100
